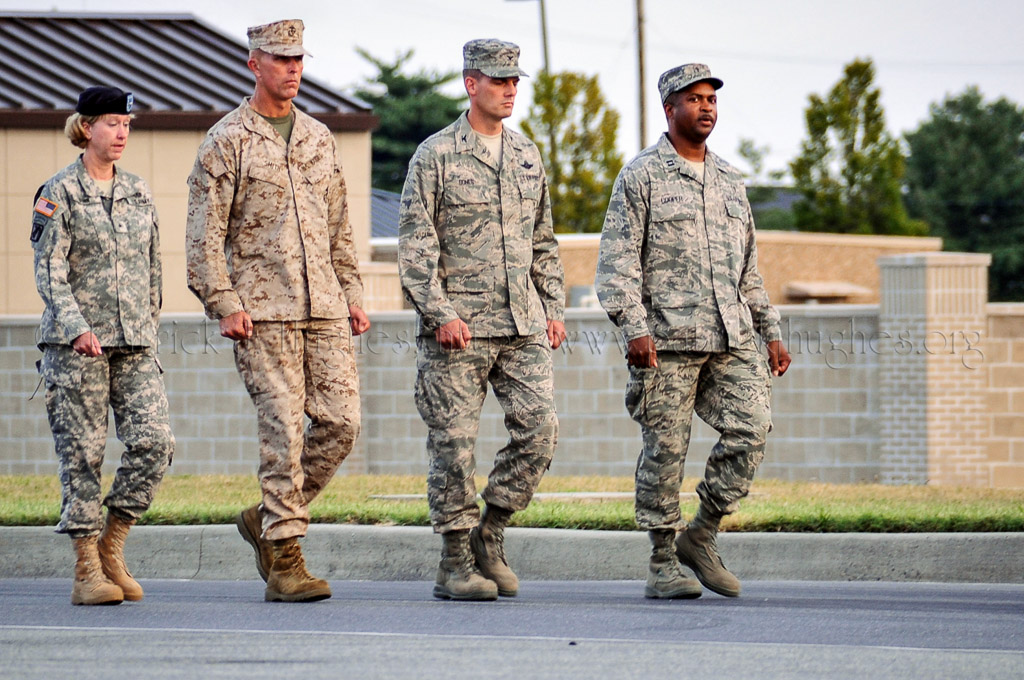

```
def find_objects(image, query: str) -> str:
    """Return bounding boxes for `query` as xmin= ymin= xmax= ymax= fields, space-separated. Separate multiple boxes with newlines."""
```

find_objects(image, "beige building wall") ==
xmin=1 ymin=125 xmax=373 ymax=317
xmin=517 ymin=231 xmax=944 ymax=312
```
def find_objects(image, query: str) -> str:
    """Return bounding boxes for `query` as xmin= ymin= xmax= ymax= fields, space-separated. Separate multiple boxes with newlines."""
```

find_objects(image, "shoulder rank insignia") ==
xmin=521 ymin=161 xmax=533 ymax=170
xmin=34 ymin=196 xmax=59 ymax=218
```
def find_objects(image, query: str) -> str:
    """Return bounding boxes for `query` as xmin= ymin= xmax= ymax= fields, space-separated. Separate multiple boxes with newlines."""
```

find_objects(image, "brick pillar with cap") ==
xmin=877 ymin=252 xmax=991 ymax=485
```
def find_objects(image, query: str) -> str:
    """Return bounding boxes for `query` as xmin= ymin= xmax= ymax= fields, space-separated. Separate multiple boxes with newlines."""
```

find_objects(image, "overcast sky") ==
xmin=8 ymin=0 xmax=1024 ymax=179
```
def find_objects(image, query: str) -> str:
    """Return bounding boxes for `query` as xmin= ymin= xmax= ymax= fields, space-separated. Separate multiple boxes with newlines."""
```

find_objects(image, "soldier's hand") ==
xmin=72 ymin=331 xmax=103 ymax=357
xmin=627 ymin=335 xmax=658 ymax=368
xmin=220 ymin=311 xmax=253 ymax=340
xmin=436 ymin=318 xmax=471 ymax=350
xmin=547 ymin=320 xmax=567 ymax=349
xmin=349 ymin=305 xmax=371 ymax=336
xmin=768 ymin=340 xmax=791 ymax=377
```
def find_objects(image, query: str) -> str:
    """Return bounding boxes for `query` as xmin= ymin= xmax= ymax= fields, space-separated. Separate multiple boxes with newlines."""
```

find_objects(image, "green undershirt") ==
xmin=259 ymin=109 xmax=295 ymax=144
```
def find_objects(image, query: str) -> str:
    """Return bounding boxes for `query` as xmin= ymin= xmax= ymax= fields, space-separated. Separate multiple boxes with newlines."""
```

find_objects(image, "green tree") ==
xmin=905 ymin=87 xmax=1024 ymax=301
xmin=353 ymin=48 xmax=466 ymax=192
xmin=790 ymin=58 xmax=926 ymax=236
xmin=520 ymin=71 xmax=623 ymax=233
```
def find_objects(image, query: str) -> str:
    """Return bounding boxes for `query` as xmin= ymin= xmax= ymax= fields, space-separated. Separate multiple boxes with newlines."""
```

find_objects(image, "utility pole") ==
xmin=507 ymin=0 xmax=550 ymax=72
xmin=636 ymin=0 xmax=647 ymax=150
xmin=538 ymin=0 xmax=550 ymax=73
xmin=508 ymin=0 xmax=558 ymax=192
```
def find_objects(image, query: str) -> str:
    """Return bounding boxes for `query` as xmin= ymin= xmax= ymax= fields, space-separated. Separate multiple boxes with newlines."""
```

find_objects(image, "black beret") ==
xmin=76 ymin=87 xmax=134 ymax=116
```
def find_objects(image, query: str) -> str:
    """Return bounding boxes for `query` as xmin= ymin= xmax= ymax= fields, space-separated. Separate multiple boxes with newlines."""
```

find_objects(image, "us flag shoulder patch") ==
xmin=34 ymin=196 xmax=59 ymax=217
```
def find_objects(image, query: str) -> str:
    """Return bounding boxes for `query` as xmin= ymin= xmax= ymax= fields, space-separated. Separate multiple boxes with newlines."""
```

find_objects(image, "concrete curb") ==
xmin=2 ymin=526 xmax=1021 ymax=583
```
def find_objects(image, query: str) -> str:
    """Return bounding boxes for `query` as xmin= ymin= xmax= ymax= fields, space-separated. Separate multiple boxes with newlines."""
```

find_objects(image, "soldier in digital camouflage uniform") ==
xmin=399 ymin=39 xmax=566 ymax=601
xmin=33 ymin=86 xmax=174 ymax=606
xmin=186 ymin=20 xmax=369 ymax=603
xmin=596 ymin=64 xmax=792 ymax=599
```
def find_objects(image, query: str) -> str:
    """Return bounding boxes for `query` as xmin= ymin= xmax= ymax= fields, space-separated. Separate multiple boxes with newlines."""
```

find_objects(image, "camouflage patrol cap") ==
xmin=658 ymin=63 xmax=724 ymax=103
xmin=463 ymin=39 xmax=528 ymax=78
xmin=247 ymin=19 xmax=311 ymax=57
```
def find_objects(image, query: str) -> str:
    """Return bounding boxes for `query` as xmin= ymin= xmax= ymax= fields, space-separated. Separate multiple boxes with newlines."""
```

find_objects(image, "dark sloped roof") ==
xmin=0 ymin=12 xmax=375 ymax=131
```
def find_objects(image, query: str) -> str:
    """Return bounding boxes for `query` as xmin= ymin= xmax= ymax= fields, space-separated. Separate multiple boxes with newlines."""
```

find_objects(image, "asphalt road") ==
xmin=2 ymin=579 xmax=1022 ymax=679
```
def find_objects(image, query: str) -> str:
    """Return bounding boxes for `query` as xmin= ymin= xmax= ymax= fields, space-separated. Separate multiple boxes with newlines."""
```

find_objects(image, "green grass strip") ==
xmin=2 ymin=475 xmax=1021 ymax=532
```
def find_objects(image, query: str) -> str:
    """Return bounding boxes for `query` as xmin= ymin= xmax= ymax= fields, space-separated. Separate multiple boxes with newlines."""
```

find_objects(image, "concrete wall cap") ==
xmin=877 ymin=252 xmax=993 ymax=267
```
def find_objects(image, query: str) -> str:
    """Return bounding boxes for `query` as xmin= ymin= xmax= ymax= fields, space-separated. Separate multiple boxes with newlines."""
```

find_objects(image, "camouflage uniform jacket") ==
xmin=398 ymin=112 xmax=564 ymax=337
xmin=596 ymin=134 xmax=781 ymax=352
xmin=186 ymin=98 xmax=362 ymax=321
xmin=32 ymin=157 xmax=162 ymax=348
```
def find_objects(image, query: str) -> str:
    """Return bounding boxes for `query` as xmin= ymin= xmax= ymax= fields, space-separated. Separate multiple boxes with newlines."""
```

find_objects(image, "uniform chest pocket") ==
xmin=650 ymin=201 xmax=698 ymax=240
xmin=443 ymin=180 xmax=489 ymax=207
xmin=114 ymin=196 xmax=154 ymax=233
xmin=439 ymin=179 xmax=492 ymax=251
xmin=725 ymin=199 xmax=746 ymax=220
xmin=248 ymin=163 xmax=289 ymax=189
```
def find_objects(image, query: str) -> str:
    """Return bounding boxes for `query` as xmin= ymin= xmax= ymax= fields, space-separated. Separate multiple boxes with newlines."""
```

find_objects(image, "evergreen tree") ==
xmin=353 ymin=49 xmax=466 ymax=192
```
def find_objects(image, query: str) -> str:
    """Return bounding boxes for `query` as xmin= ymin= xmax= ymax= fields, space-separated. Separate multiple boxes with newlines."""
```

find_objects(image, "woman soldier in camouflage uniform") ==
xmin=32 ymin=87 xmax=174 ymax=605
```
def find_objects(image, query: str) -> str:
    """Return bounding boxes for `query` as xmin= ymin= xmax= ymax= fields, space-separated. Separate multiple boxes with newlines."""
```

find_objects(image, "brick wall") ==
xmin=986 ymin=305 xmax=1024 ymax=487
xmin=1 ymin=307 xmax=880 ymax=483
xmin=2 ymin=291 xmax=1021 ymax=486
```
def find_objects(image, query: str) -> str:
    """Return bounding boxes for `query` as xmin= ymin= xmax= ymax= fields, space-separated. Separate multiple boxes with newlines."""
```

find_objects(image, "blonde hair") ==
xmin=64 ymin=112 xmax=136 ymax=149
xmin=64 ymin=112 xmax=99 ymax=149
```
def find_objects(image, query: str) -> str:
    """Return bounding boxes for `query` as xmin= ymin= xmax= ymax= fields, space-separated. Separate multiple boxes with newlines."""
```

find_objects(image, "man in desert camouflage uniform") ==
xmin=34 ymin=86 xmax=174 ymax=605
xmin=399 ymin=39 xmax=565 ymax=601
xmin=596 ymin=64 xmax=791 ymax=599
xmin=186 ymin=20 xmax=369 ymax=603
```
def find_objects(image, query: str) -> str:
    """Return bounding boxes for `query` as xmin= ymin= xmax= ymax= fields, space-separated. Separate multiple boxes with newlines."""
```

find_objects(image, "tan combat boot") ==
xmin=434 ymin=529 xmax=498 ymax=601
xmin=469 ymin=504 xmax=518 ymax=597
xmin=265 ymin=537 xmax=332 ymax=602
xmin=645 ymin=529 xmax=702 ymax=599
xmin=236 ymin=504 xmax=273 ymax=582
xmin=674 ymin=506 xmax=741 ymax=597
xmin=97 ymin=512 xmax=144 ymax=601
xmin=71 ymin=536 xmax=124 ymax=606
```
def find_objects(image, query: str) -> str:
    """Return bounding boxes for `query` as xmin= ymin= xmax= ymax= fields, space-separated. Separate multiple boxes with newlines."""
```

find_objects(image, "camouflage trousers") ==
xmin=626 ymin=341 xmax=772 ymax=530
xmin=41 ymin=344 xmax=173 ymax=537
xmin=234 ymin=319 xmax=360 ymax=541
xmin=415 ymin=334 xmax=557 ymax=534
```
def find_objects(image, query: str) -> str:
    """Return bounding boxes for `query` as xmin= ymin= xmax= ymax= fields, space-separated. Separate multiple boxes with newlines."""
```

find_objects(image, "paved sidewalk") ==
xmin=1 ymin=526 xmax=1021 ymax=582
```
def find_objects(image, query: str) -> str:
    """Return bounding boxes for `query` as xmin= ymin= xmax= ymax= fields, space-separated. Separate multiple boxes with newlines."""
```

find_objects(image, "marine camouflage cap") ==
xmin=658 ymin=63 xmax=723 ymax=103
xmin=247 ymin=19 xmax=311 ymax=57
xmin=463 ymin=39 xmax=528 ymax=78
